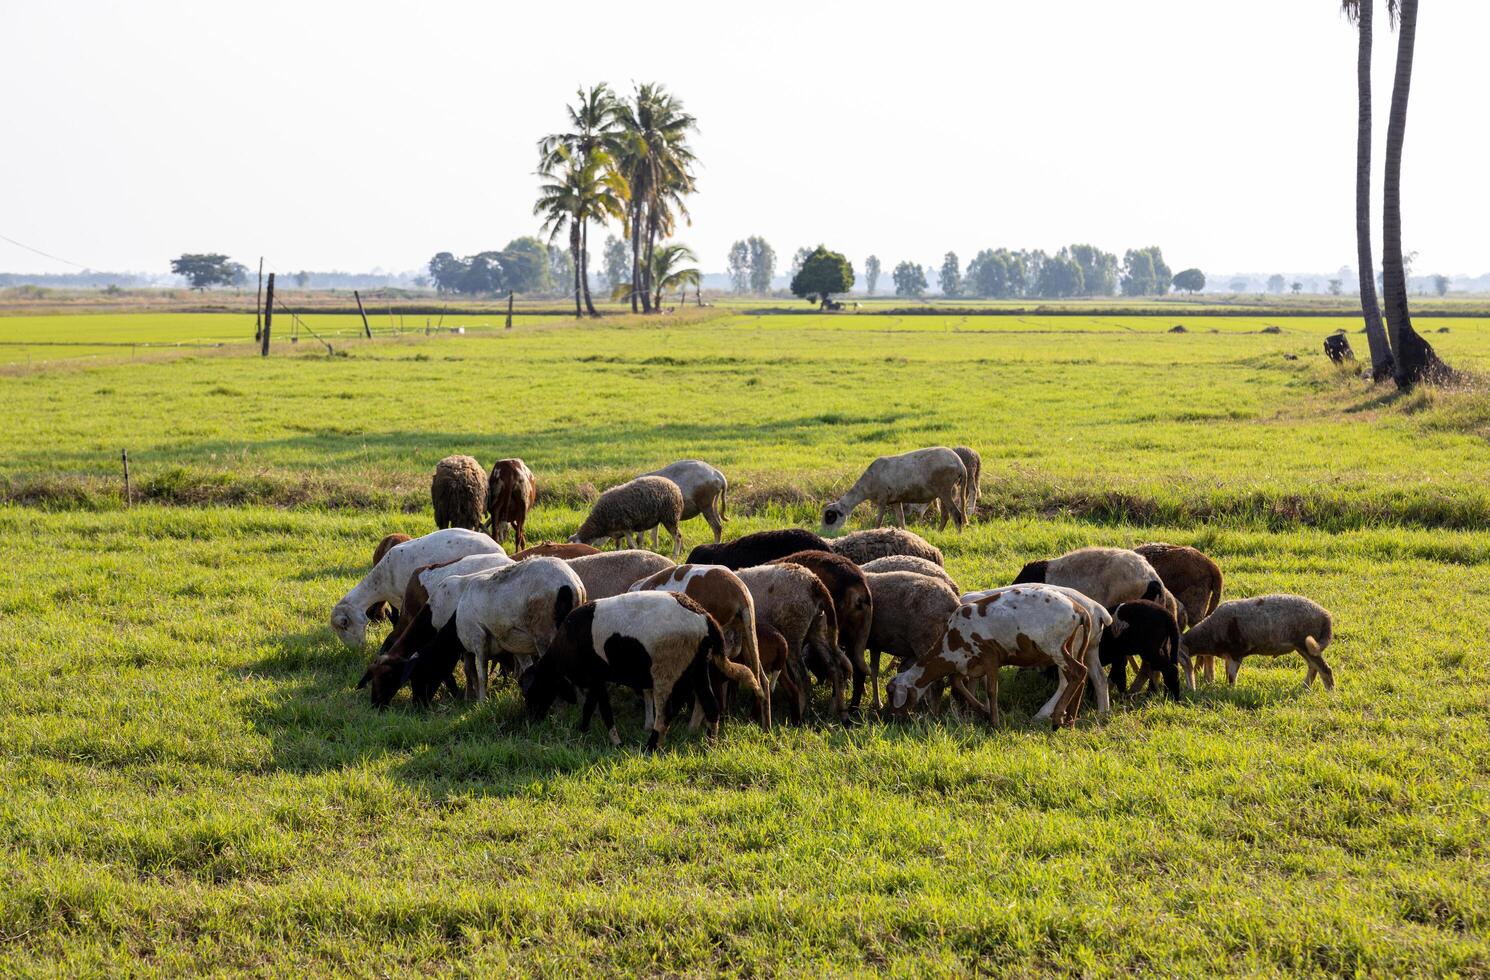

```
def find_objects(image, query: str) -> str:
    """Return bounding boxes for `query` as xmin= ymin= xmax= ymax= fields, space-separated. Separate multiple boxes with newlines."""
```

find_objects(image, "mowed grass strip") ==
xmin=0 ymin=506 xmax=1487 ymax=973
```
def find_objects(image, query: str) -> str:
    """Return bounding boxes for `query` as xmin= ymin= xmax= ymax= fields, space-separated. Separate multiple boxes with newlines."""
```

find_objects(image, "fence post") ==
xmin=506 ymin=290 xmax=514 ymax=329
xmin=121 ymin=449 xmax=131 ymax=508
xmin=354 ymin=290 xmax=373 ymax=339
xmin=260 ymin=273 xmax=275 ymax=356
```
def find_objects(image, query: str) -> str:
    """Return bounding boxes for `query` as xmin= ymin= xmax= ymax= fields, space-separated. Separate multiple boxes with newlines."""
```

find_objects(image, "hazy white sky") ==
xmin=2 ymin=0 xmax=1485 ymax=278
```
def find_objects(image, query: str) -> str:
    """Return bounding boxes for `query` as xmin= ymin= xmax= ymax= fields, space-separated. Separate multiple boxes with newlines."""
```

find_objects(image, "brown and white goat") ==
xmin=485 ymin=458 xmax=537 ymax=551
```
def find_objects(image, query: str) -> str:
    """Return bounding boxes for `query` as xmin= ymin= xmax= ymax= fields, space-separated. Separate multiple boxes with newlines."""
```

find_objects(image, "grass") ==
xmin=0 ymin=310 xmax=1487 ymax=973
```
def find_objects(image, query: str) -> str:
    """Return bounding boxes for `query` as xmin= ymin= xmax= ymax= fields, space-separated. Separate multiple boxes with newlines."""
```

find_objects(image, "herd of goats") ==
xmin=331 ymin=447 xmax=1336 ymax=750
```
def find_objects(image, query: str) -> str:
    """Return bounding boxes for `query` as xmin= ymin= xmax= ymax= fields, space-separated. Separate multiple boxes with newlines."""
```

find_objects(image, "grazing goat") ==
xmin=331 ymin=528 xmax=503 ymax=647
xmin=484 ymin=458 xmax=537 ymax=551
xmin=863 ymin=571 xmax=960 ymax=711
xmin=357 ymin=553 xmax=511 ymax=706
xmin=735 ymin=563 xmax=844 ymax=723
xmin=566 ymin=550 xmax=676 ymax=601
xmin=522 ymin=591 xmax=754 ymax=751
xmin=830 ymin=527 xmax=944 ymax=567
xmin=1182 ymin=594 xmax=1335 ymax=689
xmin=454 ymin=557 xmax=586 ymax=701
xmin=771 ymin=551 xmax=874 ymax=713
xmin=906 ymin=445 xmax=982 ymax=523
xmin=753 ymin=625 xmax=803 ymax=725
xmin=570 ymin=476 xmax=685 ymax=557
xmin=630 ymin=563 xmax=770 ymax=730
xmin=643 ymin=460 xmax=729 ymax=544
xmin=367 ymin=532 xmax=412 ymax=623
xmin=820 ymin=447 xmax=967 ymax=534
xmin=860 ymin=555 xmax=959 ymax=592
xmin=886 ymin=585 xmax=1107 ymax=728
xmin=513 ymin=542 xmax=600 ymax=560
xmin=432 ymin=455 xmax=488 ymax=531
xmin=686 ymin=529 xmax=829 ymax=569
xmin=1100 ymin=599 xmax=1183 ymax=699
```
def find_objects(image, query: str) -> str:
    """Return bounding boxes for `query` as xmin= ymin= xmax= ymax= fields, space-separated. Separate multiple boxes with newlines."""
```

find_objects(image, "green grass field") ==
xmin=1 ymin=310 xmax=1487 ymax=973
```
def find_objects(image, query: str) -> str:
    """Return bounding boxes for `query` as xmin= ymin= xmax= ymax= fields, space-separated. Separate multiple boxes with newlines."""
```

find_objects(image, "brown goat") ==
xmin=513 ymin=541 xmax=599 ymax=561
xmin=771 ymin=551 xmax=874 ymax=713
xmin=432 ymin=455 xmax=488 ymax=531
xmin=484 ymin=458 xmax=537 ymax=550
xmin=1135 ymin=542 xmax=1224 ymax=681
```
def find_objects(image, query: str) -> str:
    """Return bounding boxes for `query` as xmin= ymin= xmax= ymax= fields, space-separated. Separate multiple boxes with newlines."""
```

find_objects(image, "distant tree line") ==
xmin=725 ymin=236 xmax=777 ymax=294
xmin=872 ymin=244 xmax=1181 ymax=299
xmin=426 ymin=238 xmax=573 ymax=296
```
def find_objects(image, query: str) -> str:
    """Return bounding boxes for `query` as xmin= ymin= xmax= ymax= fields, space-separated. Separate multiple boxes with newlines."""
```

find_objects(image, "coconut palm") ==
xmin=647 ymin=242 xmax=700 ymax=311
xmin=613 ymin=84 xmax=698 ymax=313
xmin=1340 ymin=0 xmax=1394 ymax=380
xmin=1379 ymin=0 xmax=1447 ymax=387
xmin=538 ymin=85 xmax=622 ymax=315
xmin=534 ymin=147 xmax=626 ymax=318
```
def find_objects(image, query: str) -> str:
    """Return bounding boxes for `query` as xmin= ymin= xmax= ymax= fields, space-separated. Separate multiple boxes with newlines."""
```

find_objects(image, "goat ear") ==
xmin=355 ymin=668 xmax=374 ymax=689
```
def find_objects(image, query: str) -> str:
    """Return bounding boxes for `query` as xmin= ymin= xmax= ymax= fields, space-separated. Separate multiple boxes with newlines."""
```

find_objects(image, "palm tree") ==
xmin=538 ymin=85 xmax=622 ymax=315
xmin=534 ymin=148 xmax=625 ymax=318
xmin=1341 ymin=0 xmax=1394 ymax=380
xmin=1379 ymin=0 xmax=1447 ymax=388
xmin=613 ymin=84 xmax=698 ymax=313
xmin=647 ymin=243 xmax=700 ymax=310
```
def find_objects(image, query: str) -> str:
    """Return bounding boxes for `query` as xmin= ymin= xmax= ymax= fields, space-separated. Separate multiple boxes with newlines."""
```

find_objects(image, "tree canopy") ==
xmin=170 ymin=254 xmax=240 ymax=290
xmin=892 ymin=261 xmax=927 ymax=297
xmin=1172 ymin=268 xmax=1206 ymax=294
xmin=790 ymin=246 xmax=854 ymax=307
xmin=864 ymin=255 xmax=881 ymax=296
xmin=1120 ymin=247 xmax=1172 ymax=296
xmin=938 ymin=252 xmax=961 ymax=297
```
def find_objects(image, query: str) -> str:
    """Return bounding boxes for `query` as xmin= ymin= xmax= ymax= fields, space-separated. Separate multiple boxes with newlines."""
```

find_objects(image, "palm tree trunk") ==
xmin=1381 ymin=0 xmax=1445 ymax=389
xmin=642 ymin=212 xmax=659 ymax=313
xmin=570 ymin=222 xmax=582 ymax=318
xmin=1353 ymin=0 xmax=1394 ymax=380
xmin=630 ymin=208 xmax=645 ymax=313
xmin=580 ymin=218 xmax=598 ymax=317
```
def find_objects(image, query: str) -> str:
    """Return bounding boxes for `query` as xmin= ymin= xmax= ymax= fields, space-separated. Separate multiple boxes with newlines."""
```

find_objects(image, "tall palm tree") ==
xmin=1379 ymin=0 xmax=1447 ymax=388
xmin=534 ymin=148 xmax=625 ymax=318
xmin=538 ymin=85 xmax=622 ymax=316
xmin=647 ymin=242 xmax=700 ymax=310
xmin=1341 ymin=0 xmax=1394 ymax=380
xmin=613 ymin=84 xmax=698 ymax=313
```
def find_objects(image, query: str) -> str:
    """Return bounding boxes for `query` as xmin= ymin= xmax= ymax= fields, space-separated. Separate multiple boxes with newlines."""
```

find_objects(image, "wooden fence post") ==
xmin=121 ymin=449 xmax=132 ymax=508
xmin=354 ymin=290 xmax=373 ymax=339
xmin=260 ymin=273 xmax=275 ymax=357
xmin=506 ymin=290 xmax=514 ymax=329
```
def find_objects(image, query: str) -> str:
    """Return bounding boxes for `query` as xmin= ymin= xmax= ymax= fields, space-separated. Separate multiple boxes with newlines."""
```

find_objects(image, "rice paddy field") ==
xmin=1 ymin=307 xmax=1487 ymax=974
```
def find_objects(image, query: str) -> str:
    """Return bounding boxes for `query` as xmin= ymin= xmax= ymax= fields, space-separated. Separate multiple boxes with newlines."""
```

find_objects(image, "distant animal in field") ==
xmin=431 ymin=455 xmax=488 ymax=531
xmin=642 ymin=459 xmax=729 ymax=544
xmin=1324 ymin=332 xmax=1354 ymax=364
xmin=484 ymin=457 xmax=537 ymax=550
xmin=820 ymin=447 xmax=967 ymax=534
xmin=570 ymin=476 xmax=685 ymax=556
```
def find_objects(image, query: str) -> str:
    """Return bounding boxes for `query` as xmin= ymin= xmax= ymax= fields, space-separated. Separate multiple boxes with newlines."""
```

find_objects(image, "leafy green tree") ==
xmin=1121 ymin=247 xmax=1172 ymax=296
xmin=428 ymin=252 xmax=464 ymax=293
xmin=790 ymin=246 xmax=855 ymax=308
xmin=966 ymin=248 xmax=1024 ymax=298
xmin=1068 ymin=244 xmax=1119 ymax=296
xmin=1329 ymin=278 xmax=1344 ymax=296
xmin=938 ymin=252 xmax=961 ymax=297
xmin=1290 ymin=281 xmax=1303 ymax=295
xmin=1022 ymin=250 xmax=1049 ymax=293
xmin=613 ymin=83 xmax=698 ymax=313
xmin=293 ymin=270 xmax=310 ymax=289
xmin=1229 ymin=277 xmax=1250 ymax=293
xmin=747 ymin=237 xmax=776 ymax=294
xmin=1172 ymin=268 xmax=1205 ymax=294
xmin=170 ymin=253 xmax=237 ymax=290
xmin=864 ymin=254 xmax=881 ymax=296
xmin=1432 ymin=274 xmax=1450 ymax=297
xmin=726 ymin=241 xmax=750 ymax=293
xmin=533 ymin=145 xmax=626 ymax=314
xmin=1266 ymin=274 xmax=1287 ymax=294
xmin=649 ymin=242 xmax=700 ymax=308
xmin=892 ymin=260 xmax=927 ymax=298
xmin=461 ymin=252 xmax=506 ymax=294
xmin=603 ymin=235 xmax=631 ymax=294
xmin=501 ymin=237 xmax=550 ymax=295
xmin=1036 ymin=255 xmax=1083 ymax=297
xmin=539 ymin=84 xmax=624 ymax=314
xmin=789 ymin=247 xmax=813 ymax=281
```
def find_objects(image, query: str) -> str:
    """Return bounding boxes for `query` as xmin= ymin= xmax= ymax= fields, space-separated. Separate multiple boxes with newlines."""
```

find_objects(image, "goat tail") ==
xmin=1304 ymin=635 xmax=1322 ymax=658
xmin=714 ymin=654 xmax=762 ymax=697
xmin=719 ymin=483 xmax=729 ymax=522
